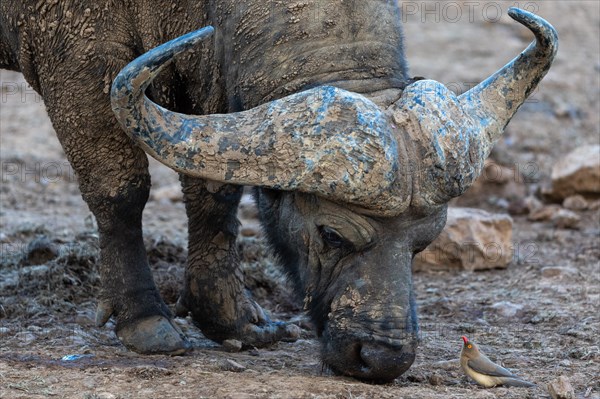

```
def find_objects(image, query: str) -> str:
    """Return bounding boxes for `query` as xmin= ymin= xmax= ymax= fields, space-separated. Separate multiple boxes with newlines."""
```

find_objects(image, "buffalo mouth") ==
xmin=321 ymin=332 xmax=418 ymax=383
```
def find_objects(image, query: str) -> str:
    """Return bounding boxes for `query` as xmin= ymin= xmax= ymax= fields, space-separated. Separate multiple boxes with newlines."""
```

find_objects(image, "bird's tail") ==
xmin=504 ymin=377 xmax=537 ymax=388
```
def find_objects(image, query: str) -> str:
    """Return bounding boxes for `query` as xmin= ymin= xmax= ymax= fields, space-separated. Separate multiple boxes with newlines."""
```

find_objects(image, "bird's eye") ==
xmin=467 ymin=344 xmax=472 ymax=349
xmin=319 ymin=226 xmax=344 ymax=248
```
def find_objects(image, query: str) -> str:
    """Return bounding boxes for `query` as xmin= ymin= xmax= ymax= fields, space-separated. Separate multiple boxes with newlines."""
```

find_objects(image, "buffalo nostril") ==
xmin=358 ymin=342 xmax=416 ymax=382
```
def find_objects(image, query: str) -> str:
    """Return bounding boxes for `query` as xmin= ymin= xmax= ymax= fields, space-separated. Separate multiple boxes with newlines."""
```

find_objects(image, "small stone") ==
xmin=220 ymin=359 xmax=246 ymax=372
xmin=550 ymin=145 xmax=600 ymax=200
xmin=432 ymin=359 xmax=460 ymax=370
xmin=552 ymin=209 xmax=581 ymax=229
xmin=558 ymin=359 xmax=572 ymax=367
xmin=491 ymin=301 xmax=523 ymax=317
xmin=589 ymin=199 xmax=600 ymax=210
xmin=222 ymin=339 xmax=243 ymax=352
xmin=541 ymin=266 xmax=578 ymax=278
xmin=562 ymin=195 xmax=588 ymax=211
xmin=525 ymin=195 xmax=544 ymax=212
xmin=509 ymin=195 xmax=543 ymax=216
xmin=414 ymin=208 xmax=513 ymax=271
xmin=528 ymin=206 xmax=581 ymax=229
xmin=428 ymin=373 xmax=444 ymax=386
xmin=528 ymin=205 xmax=560 ymax=222
xmin=248 ymin=348 xmax=260 ymax=356
xmin=96 ymin=393 xmax=116 ymax=399
xmin=240 ymin=221 xmax=262 ymax=237
xmin=25 ymin=236 xmax=58 ymax=265
xmin=451 ymin=161 xmax=526 ymax=208
xmin=547 ymin=376 xmax=575 ymax=399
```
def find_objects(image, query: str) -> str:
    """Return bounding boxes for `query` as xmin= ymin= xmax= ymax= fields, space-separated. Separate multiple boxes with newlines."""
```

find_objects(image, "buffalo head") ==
xmin=111 ymin=8 xmax=557 ymax=382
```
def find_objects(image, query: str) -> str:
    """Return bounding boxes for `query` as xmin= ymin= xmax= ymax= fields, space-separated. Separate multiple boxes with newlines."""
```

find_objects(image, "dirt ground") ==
xmin=1 ymin=2 xmax=599 ymax=398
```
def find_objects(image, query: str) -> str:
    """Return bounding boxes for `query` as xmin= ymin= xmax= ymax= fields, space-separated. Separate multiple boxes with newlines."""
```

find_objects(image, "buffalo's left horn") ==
xmin=111 ymin=27 xmax=411 ymax=215
xmin=391 ymin=8 xmax=558 ymax=207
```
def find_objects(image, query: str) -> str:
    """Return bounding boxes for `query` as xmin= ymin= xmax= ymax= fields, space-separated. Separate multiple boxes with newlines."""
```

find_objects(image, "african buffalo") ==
xmin=1 ymin=1 xmax=556 ymax=381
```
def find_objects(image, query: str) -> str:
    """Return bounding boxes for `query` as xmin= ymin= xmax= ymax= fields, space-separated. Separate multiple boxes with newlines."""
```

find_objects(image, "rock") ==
xmin=508 ymin=195 xmax=543 ymax=215
xmin=528 ymin=206 xmax=580 ymax=229
xmin=528 ymin=205 xmax=558 ymax=221
xmin=549 ymin=145 xmax=600 ymax=200
xmin=552 ymin=209 xmax=581 ymax=229
xmin=25 ymin=236 xmax=58 ymax=265
xmin=414 ymin=208 xmax=513 ymax=271
xmin=222 ymin=339 xmax=243 ymax=353
xmin=150 ymin=184 xmax=183 ymax=202
xmin=451 ymin=161 xmax=526 ymax=208
xmin=562 ymin=195 xmax=588 ymax=211
xmin=508 ymin=198 xmax=528 ymax=215
xmin=219 ymin=359 xmax=246 ymax=372
xmin=589 ymin=199 xmax=600 ymax=210
xmin=547 ymin=376 xmax=575 ymax=399
xmin=428 ymin=373 xmax=444 ymax=386
xmin=525 ymin=195 xmax=544 ymax=212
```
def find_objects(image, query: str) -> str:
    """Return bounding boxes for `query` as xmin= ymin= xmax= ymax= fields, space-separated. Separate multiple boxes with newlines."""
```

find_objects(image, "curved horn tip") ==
xmin=507 ymin=8 xmax=558 ymax=54
xmin=111 ymin=25 xmax=215 ymax=110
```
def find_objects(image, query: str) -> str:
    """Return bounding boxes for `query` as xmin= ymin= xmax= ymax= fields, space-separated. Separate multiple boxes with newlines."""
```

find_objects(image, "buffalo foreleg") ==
xmin=177 ymin=176 xmax=299 ymax=346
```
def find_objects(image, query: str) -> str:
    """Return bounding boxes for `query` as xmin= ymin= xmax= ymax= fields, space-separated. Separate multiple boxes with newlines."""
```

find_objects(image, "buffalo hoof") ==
xmin=178 ymin=294 xmax=300 ymax=347
xmin=240 ymin=319 xmax=301 ymax=347
xmin=237 ymin=300 xmax=301 ymax=347
xmin=116 ymin=315 xmax=191 ymax=355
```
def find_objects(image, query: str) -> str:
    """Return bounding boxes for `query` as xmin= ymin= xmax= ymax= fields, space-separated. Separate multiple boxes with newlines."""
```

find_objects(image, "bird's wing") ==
xmin=467 ymin=357 xmax=517 ymax=378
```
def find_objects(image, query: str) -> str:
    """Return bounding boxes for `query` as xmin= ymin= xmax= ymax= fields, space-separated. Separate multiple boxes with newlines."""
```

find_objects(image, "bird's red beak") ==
xmin=461 ymin=336 xmax=469 ymax=344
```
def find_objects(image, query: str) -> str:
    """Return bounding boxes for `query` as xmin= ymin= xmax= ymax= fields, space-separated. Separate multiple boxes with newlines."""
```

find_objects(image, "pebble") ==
xmin=558 ymin=359 xmax=572 ymax=367
xmin=219 ymin=359 xmax=246 ymax=372
xmin=491 ymin=301 xmax=523 ymax=317
xmin=222 ymin=339 xmax=243 ymax=352
xmin=562 ymin=195 xmax=588 ymax=211
xmin=240 ymin=221 xmax=262 ymax=237
xmin=553 ymin=209 xmax=581 ymax=229
xmin=25 ymin=236 xmax=58 ymax=265
xmin=528 ymin=206 xmax=581 ymax=229
xmin=541 ymin=266 xmax=578 ymax=278
xmin=432 ymin=359 xmax=460 ymax=370
xmin=547 ymin=376 xmax=575 ymax=399
xmin=428 ymin=373 xmax=445 ymax=386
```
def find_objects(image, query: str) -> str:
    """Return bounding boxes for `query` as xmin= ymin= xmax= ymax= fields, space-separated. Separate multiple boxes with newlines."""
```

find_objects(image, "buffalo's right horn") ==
xmin=389 ymin=8 xmax=558 ymax=207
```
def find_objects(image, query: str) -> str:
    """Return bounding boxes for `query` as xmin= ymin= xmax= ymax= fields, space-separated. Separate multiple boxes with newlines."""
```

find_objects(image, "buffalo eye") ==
xmin=319 ymin=226 xmax=344 ymax=248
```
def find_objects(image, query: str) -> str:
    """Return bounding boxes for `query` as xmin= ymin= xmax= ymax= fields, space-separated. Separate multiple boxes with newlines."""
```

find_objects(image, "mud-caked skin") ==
xmin=2 ymin=0 xmax=557 ymax=382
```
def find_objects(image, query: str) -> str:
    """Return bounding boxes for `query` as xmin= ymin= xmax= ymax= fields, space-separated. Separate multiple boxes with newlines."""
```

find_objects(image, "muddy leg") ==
xmin=43 ymin=102 xmax=189 ymax=354
xmin=86 ymin=139 xmax=188 ymax=354
xmin=177 ymin=176 xmax=299 ymax=346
